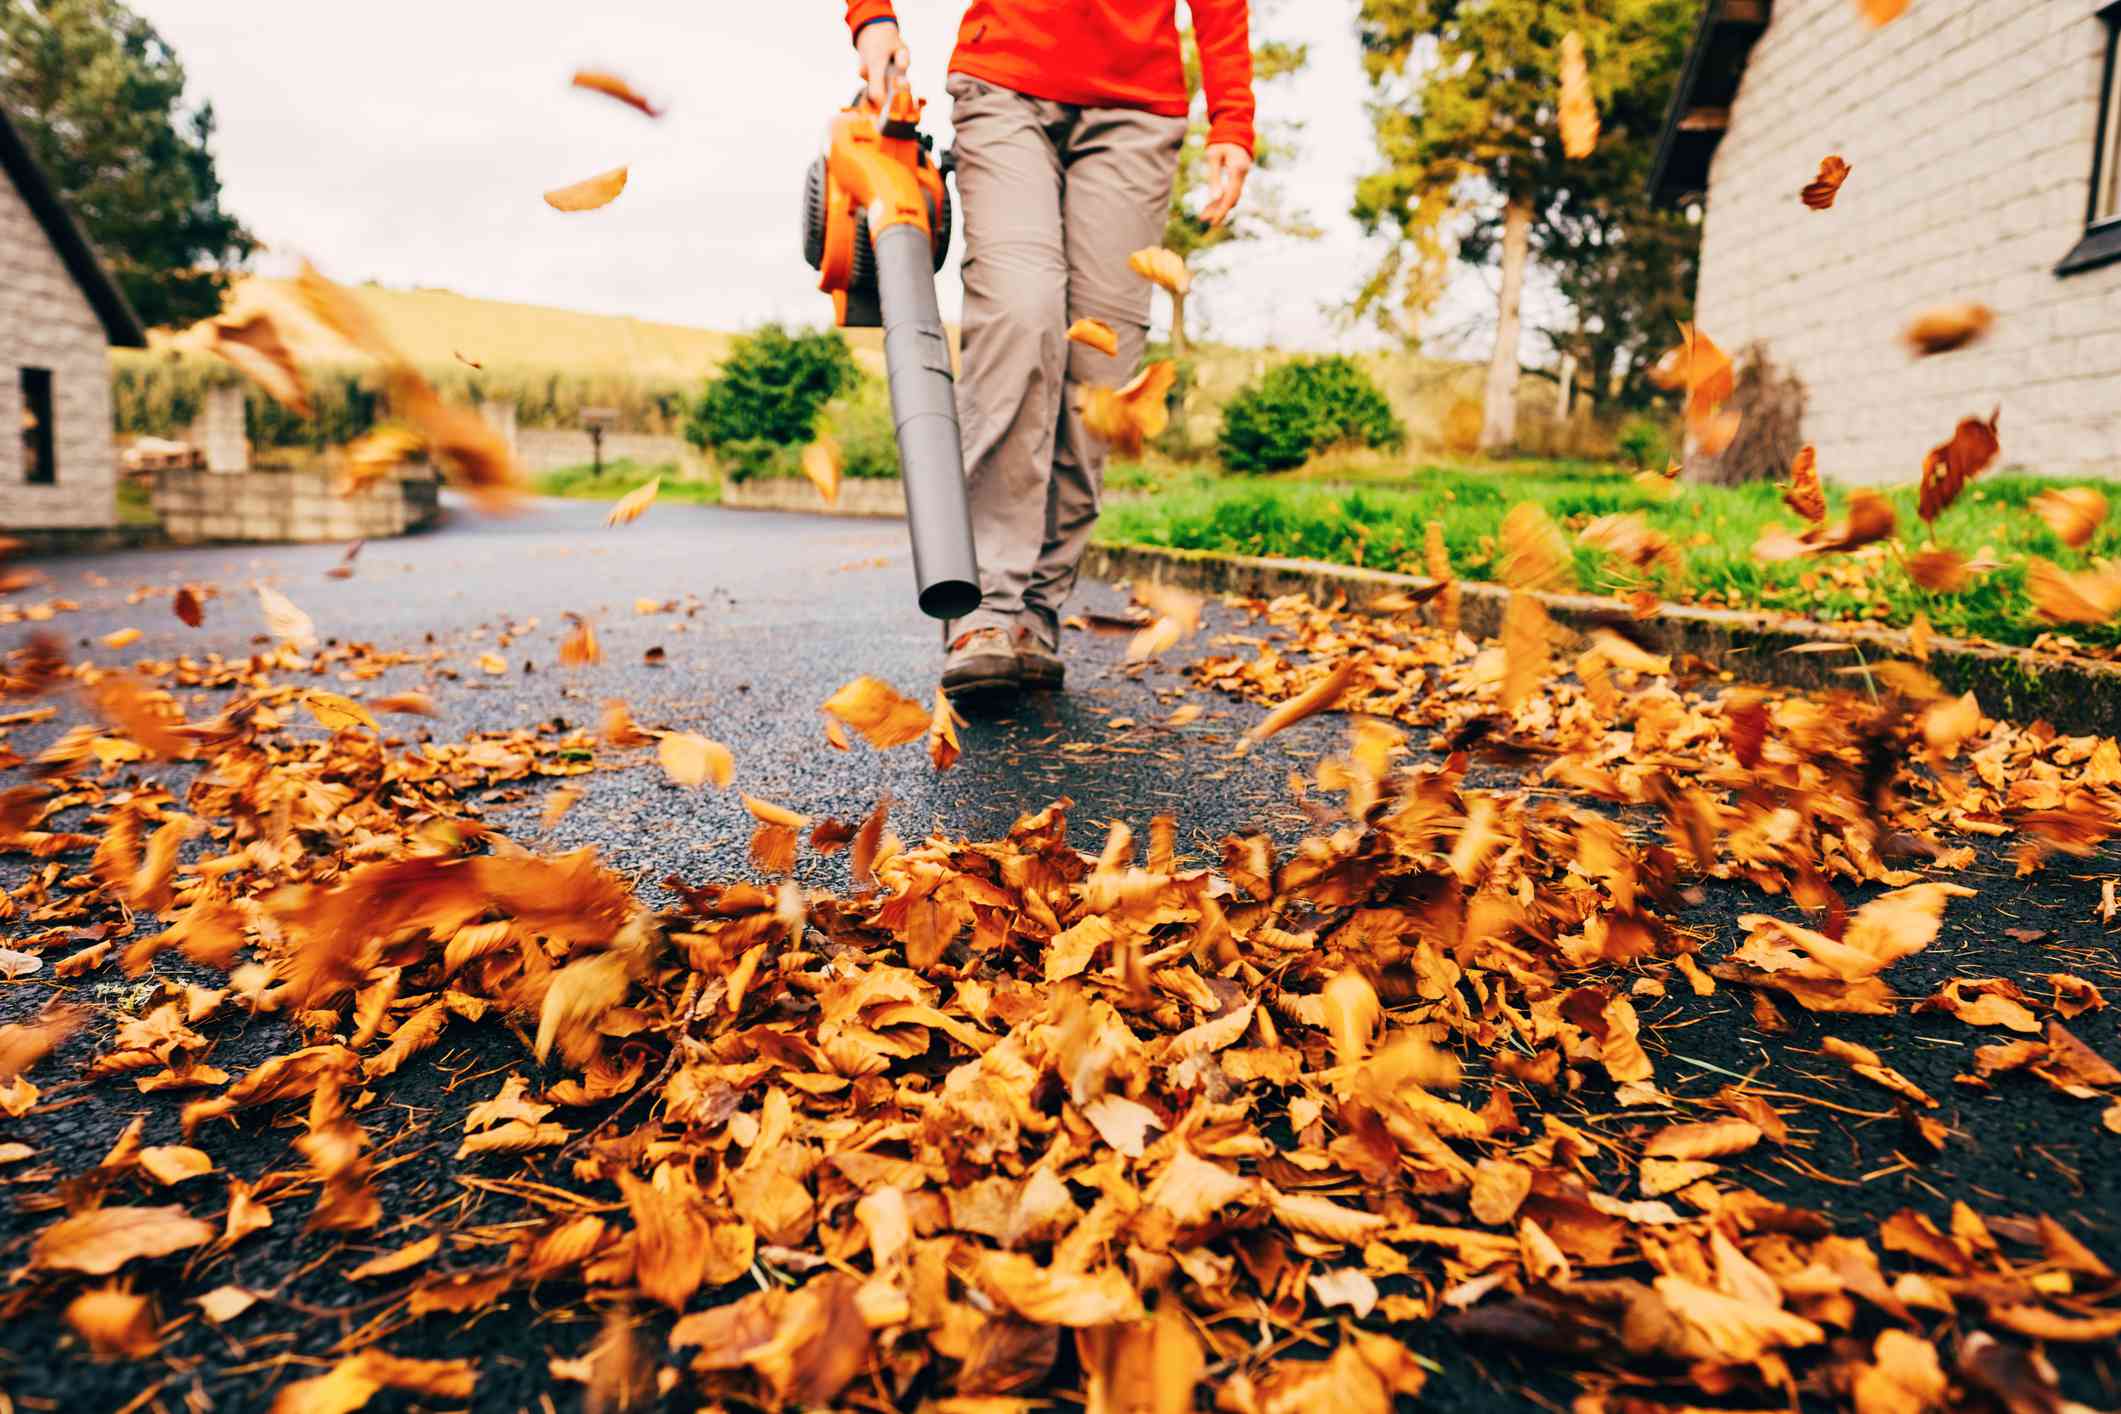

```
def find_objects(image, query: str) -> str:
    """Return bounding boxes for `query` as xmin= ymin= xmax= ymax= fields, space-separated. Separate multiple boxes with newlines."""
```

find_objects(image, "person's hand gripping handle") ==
xmin=856 ymin=19 xmax=909 ymax=107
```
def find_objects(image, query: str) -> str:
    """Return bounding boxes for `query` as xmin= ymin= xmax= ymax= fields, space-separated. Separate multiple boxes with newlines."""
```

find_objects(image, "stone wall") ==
xmin=1694 ymin=0 xmax=2121 ymax=482
xmin=0 ymin=161 xmax=119 ymax=529
xmin=153 ymin=468 xmax=440 ymax=543
xmin=515 ymin=426 xmax=707 ymax=480
xmin=719 ymin=476 xmax=907 ymax=518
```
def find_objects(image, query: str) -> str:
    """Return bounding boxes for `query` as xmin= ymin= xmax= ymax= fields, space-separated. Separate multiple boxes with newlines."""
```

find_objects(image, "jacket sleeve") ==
xmin=846 ymin=1 xmax=897 ymax=39
xmin=1190 ymin=0 xmax=1257 ymax=154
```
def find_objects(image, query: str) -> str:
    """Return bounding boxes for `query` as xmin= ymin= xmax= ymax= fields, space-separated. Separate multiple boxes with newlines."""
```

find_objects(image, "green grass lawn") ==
xmin=1095 ymin=461 xmax=2121 ymax=651
xmin=533 ymin=461 xmax=717 ymax=504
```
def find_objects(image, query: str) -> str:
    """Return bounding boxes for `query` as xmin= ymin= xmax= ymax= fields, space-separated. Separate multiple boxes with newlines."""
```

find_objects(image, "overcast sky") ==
xmin=128 ymin=1 xmax=1455 ymax=351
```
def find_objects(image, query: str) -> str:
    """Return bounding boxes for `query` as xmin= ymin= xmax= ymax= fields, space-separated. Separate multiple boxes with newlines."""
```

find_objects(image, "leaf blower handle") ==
xmin=874 ymin=223 xmax=980 ymax=621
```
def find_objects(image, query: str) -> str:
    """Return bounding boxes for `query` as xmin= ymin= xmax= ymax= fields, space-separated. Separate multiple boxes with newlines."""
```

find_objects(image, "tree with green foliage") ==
xmin=1353 ymin=0 xmax=1696 ymax=448
xmin=685 ymin=324 xmax=859 ymax=481
xmin=1219 ymin=355 xmax=1406 ymax=473
xmin=1161 ymin=3 xmax=1318 ymax=352
xmin=0 ymin=0 xmax=255 ymax=328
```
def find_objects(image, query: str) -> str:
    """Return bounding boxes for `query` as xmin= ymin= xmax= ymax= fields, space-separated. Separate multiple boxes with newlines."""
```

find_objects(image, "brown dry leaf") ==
xmin=137 ymin=1145 xmax=212 ymax=1186
xmin=65 ymin=1285 xmax=159 ymax=1359
xmin=1239 ymin=654 xmax=1365 ymax=751
xmin=369 ymin=690 xmax=437 ymax=717
xmin=1917 ymin=408 xmax=2000 ymax=522
xmin=1782 ymin=444 xmax=1827 ymax=525
xmin=340 ymin=425 xmax=423 ymax=496
xmin=571 ymin=69 xmax=660 ymax=116
xmin=1904 ymin=302 xmax=1993 ymax=356
xmin=600 ymin=699 xmax=653 ymax=747
xmin=1127 ymin=581 xmax=1203 ymax=662
xmin=0 ymin=1004 xmax=88 ymax=1082
xmin=1498 ymin=502 xmax=1573 ymax=591
xmin=822 ymin=677 xmax=930 ymax=749
xmin=557 ymin=616 xmax=602 ymax=669
xmin=1079 ymin=1302 xmax=1202 ymax=1414
xmin=1919 ymin=691 xmax=1981 ymax=754
xmin=929 ymin=688 xmax=965 ymax=771
xmin=172 ymin=585 xmax=205 ymax=627
xmin=1267 ymin=1188 xmax=1385 ymax=1245
xmin=207 ymin=311 xmax=311 ymax=415
xmin=1821 ymin=1036 xmax=1937 ymax=1106
xmin=1801 ymin=154 xmax=1852 ymax=209
xmin=1856 ymin=0 xmax=1910 ymax=27
xmin=1904 ymin=545 xmax=1976 ymax=593
xmin=31 ymin=1205 xmax=214 ymax=1275
xmin=2026 ymin=557 xmax=2121 ymax=623
xmin=1642 ymin=1118 xmax=1762 ymax=1160
xmin=270 ymin=1350 xmax=476 ymax=1414
xmin=1066 ymin=318 xmax=1120 ymax=357
xmin=540 ymin=785 xmax=582 ymax=832
xmin=2033 ymin=487 xmax=2108 ymax=549
xmin=346 ymin=1234 xmax=441 ymax=1281
xmin=658 ymin=732 xmax=733 ymax=789
xmin=294 ymin=261 xmax=401 ymax=363
xmin=1126 ymin=247 xmax=1192 ymax=295
xmin=1557 ymin=31 xmax=1598 ymax=158
xmin=1080 ymin=361 xmax=1177 ymax=456
xmin=455 ymin=1119 xmax=571 ymax=1159
xmin=1469 ymin=1158 xmax=1533 ymax=1226
xmin=801 ymin=437 xmax=841 ymax=506
xmin=545 ymin=165 xmax=628 ymax=212
xmin=1917 ymin=977 xmax=2039 ymax=1033
xmin=1500 ymin=593 xmax=1549 ymax=713
xmin=387 ymin=370 xmax=526 ymax=513
xmin=606 ymin=477 xmax=660 ymax=528
xmin=1654 ymin=1275 xmax=1825 ymax=1361
xmin=304 ymin=691 xmax=378 ymax=734
xmin=1851 ymin=1330 xmax=1946 ymax=1414
xmin=193 ymin=1285 xmax=259 ymax=1324
xmin=257 ymin=584 xmax=316 ymax=650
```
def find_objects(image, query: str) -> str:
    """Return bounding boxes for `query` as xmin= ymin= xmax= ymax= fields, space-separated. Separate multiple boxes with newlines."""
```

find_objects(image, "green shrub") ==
xmin=1617 ymin=416 xmax=1670 ymax=470
xmin=829 ymin=378 xmax=901 ymax=480
xmin=1217 ymin=356 xmax=1406 ymax=474
xmin=685 ymin=324 xmax=858 ymax=453
xmin=714 ymin=438 xmax=803 ymax=484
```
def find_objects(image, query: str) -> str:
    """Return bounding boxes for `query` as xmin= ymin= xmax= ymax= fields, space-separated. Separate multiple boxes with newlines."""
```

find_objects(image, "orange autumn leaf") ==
xmin=1800 ymin=154 xmax=1851 ymax=209
xmin=659 ymin=733 xmax=733 ymax=789
xmin=571 ymin=69 xmax=661 ymax=117
xmin=1239 ymin=654 xmax=1366 ymax=752
xmin=1557 ymin=31 xmax=1599 ymax=158
xmin=1904 ymin=302 xmax=1993 ymax=356
xmin=2025 ymin=557 xmax=2121 ymax=624
xmin=605 ymin=477 xmax=660 ymax=527
xmin=1080 ymin=361 xmax=1177 ymax=455
xmin=1067 ymin=318 xmax=1120 ymax=357
xmin=544 ymin=165 xmax=629 ymax=212
xmin=1498 ymin=502 xmax=1574 ymax=591
xmin=388 ymin=370 xmax=526 ymax=513
xmin=1917 ymin=408 xmax=2000 ymax=521
xmin=303 ymin=691 xmax=379 ymax=733
xmin=206 ymin=311 xmax=311 ymax=416
xmin=801 ymin=437 xmax=841 ymax=506
xmin=1781 ymin=445 xmax=1826 ymax=525
xmin=30 ymin=1206 xmax=214 ymax=1275
xmin=257 ymin=584 xmax=316 ymax=650
xmin=822 ymin=676 xmax=930 ymax=749
xmin=1855 ymin=0 xmax=1910 ymax=27
xmin=1904 ymin=544 xmax=1976 ymax=593
xmin=1126 ymin=247 xmax=1191 ymax=295
xmin=1500 ymin=593 xmax=1549 ymax=713
xmin=270 ymin=1350 xmax=475 ymax=1414
xmin=558 ymin=615 xmax=602 ymax=668
xmin=2032 ymin=487 xmax=2108 ymax=549
xmin=928 ymin=688 xmax=964 ymax=771
xmin=1642 ymin=1118 xmax=1763 ymax=1160
xmin=65 ymin=1285 xmax=160 ymax=1359
xmin=1126 ymin=581 xmax=1203 ymax=662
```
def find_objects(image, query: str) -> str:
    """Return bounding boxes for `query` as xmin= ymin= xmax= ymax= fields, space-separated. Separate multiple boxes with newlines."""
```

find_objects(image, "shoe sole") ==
xmin=1020 ymin=665 xmax=1064 ymax=690
xmin=942 ymin=658 xmax=1022 ymax=707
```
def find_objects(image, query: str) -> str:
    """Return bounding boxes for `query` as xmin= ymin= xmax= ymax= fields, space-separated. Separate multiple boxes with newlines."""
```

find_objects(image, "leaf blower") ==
xmin=801 ymin=78 xmax=981 ymax=621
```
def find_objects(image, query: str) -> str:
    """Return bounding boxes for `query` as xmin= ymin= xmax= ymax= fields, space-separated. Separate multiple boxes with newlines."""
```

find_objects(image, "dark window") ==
xmin=2059 ymin=1 xmax=2121 ymax=275
xmin=20 ymin=368 xmax=53 ymax=486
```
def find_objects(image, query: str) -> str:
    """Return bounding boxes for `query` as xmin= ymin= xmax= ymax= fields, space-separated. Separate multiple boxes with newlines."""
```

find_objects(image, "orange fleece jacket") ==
xmin=845 ymin=1 xmax=1255 ymax=154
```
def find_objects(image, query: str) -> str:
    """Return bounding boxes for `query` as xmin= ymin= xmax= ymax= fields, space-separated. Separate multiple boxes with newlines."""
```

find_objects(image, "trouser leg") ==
xmin=1019 ymin=103 xmax=1187 ymax=645
xmin=944 ymin=74 xmax=1069 ymax=640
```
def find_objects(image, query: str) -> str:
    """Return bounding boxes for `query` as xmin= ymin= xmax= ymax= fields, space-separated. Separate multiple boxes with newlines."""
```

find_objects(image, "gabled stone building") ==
xmin=0 ymin=105 xmax=145 ymax=531
xmin=1652 ymin=0 xmax=2121 ymax=482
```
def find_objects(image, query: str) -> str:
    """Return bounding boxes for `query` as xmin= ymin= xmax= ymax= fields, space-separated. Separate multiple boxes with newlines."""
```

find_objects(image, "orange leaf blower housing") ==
xmin=802 ymin=83 xmax=979 ymax=620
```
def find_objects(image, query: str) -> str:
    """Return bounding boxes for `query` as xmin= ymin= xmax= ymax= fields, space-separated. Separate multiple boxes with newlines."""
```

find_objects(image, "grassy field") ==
xmin=1097 ymin=462 xmax=2121 ymax=650
xmin=533 ymin=462 xmax=715 ymax=504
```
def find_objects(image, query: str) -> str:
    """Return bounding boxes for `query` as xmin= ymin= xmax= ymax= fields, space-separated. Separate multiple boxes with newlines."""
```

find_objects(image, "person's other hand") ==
xmin=1200 ymin=143 xmax=1253 ymax=226
xmin=857 ymin=21 xmax=909 ymax=107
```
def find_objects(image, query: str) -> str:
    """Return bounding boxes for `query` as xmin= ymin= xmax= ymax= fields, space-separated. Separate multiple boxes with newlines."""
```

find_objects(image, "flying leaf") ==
xmin=1066 ymin=318 xmax=1119 ymax=356
xmin=1080 ymin=361 xmax=1177 ymax=456
xmin=823 ymin=676 xmax=930 ymax=748
xmin=1814 ymin=489 xmax=1898 ymax=555
xmin=101 ymin=627 xmax=141 ymax=650
xmin=172 ymin=586 xmax=205 ymax=627
xmin=1782 ymin=445 xmax=1826 ymax=525
xmin=1127 ymin=581 xmax=1203 ymax=662
xmin=1498 ymin=501 xmax=1574 ymax=591
xmin=369 ymin=691 xmax=437 ymax=717
xmin=2026 ymin=558 xmax=2121 ymax=623
xmin=1500 ymin=593 xmax=1549 ymax=713
xmin=1239 ymin=654 xmax=1366 ymax=751
xmin=659 ymin=733 xmax=733 ymax=789
xmin=1642 ymin=1119 xmax=1762 ymax=1160
xmin=31 ymin=1206 xmax=214 ymax=1275
xmin=388 ymin=370 xmax=526 ymax=513
xmin=304 ymin=691 xmax=378 ymax=733
xmin=137 ymin=1145 xmax=213 ymax=1186
xmin=571 ymin=69 xmax=661 ymax=117
xmin=207 ymin=311 xmax=311 ymax=415
xmin=1904 ymin=545 xmax=1974 ymax=592
xmin=269 ymin=1350 xmax=476 ymax=1414
xmin=1917 ymin=409 xmax=2000 ymax=522
xmin=929 ymin=688 xmax=964 ymax=771
xmin=606 ymin=477 xmax=660 ymax=527
xmin=1801 ymin=154 xmax=1851 ymax=209
xmin=802 ymin=437 xmax=841 ymax=506
xmin=1856 ymin=0 xmax=1910 ymax=27
xmin=341 ymin=425 xmax=424 ymax=495
xmin=257 ymin=584 xmax=316 ymax=650
xmin=66 ymin=1285 xmax=160 ymax=1359
xmin=2033 ymin=487 xmax=2107 ymax=548
xmin=1904 ymin=303 xmax=1993 ymax=356
xmin=1127 ymin=247 xmax=1192 ymax=295
xmin=545 ymin=166 xmax=629 ymax=212
xmin=1557 ymin=32 xmax=1599 ymax=158
xmin=294 ymin=261 xmax=402 ymax=364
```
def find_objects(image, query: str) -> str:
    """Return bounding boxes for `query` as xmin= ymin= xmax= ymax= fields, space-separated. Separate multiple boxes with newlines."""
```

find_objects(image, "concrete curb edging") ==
xmin=718 ymin=477 xmax=908 ymax=518
xmin=1083 ymin=542 xmax=2121 ymax=737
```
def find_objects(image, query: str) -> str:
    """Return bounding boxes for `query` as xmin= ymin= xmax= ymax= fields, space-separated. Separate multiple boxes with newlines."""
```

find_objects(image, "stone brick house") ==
xmin=0 ymin=106 xmax=145 ymax=531
xmin=1652 ymin=0 xmax=2121 ymax=482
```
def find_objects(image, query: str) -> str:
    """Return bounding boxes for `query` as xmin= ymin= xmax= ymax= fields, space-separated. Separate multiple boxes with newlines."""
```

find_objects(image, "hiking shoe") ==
xmin=941 ymin=627 xmax=1020 ymax=701
xmin=1015 ymin=628 xmax=1064 ymax=690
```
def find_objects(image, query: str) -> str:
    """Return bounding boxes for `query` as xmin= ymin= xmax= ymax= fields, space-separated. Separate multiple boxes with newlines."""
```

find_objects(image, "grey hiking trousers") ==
xmin=945 ymin=73 xmax=1186 ymax=648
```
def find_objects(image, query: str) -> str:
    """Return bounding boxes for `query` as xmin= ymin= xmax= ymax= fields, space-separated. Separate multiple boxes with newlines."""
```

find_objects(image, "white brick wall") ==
xmin=1695 ymin=0 xmax=2121 ymax=483
xmin=0 ymin=163 xmax=120 ymax=529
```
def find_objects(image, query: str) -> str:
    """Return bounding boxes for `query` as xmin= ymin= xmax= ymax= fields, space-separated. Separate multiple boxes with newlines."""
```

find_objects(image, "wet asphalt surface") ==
xmin=3 ymin=495 xmax=2119 ymax=1411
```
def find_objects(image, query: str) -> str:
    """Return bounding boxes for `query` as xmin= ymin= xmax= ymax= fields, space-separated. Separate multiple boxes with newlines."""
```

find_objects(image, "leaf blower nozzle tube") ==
xmin=874 ymin=223 xmax=981 ymax=621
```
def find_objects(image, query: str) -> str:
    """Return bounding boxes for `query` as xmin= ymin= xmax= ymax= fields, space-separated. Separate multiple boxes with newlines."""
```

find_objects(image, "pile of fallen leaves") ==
xmin=1 ymin=557 xmax=2118 ymax=1414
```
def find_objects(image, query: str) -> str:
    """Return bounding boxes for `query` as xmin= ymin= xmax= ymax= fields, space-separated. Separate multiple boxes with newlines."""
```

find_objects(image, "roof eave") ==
xmin=1649 ymin=0 xmax=1773 ymax=209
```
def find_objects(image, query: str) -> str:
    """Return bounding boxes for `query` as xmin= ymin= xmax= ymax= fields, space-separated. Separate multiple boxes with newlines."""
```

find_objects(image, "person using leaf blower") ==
xmin=843 ymin=0 xmax=1257 ymax=702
